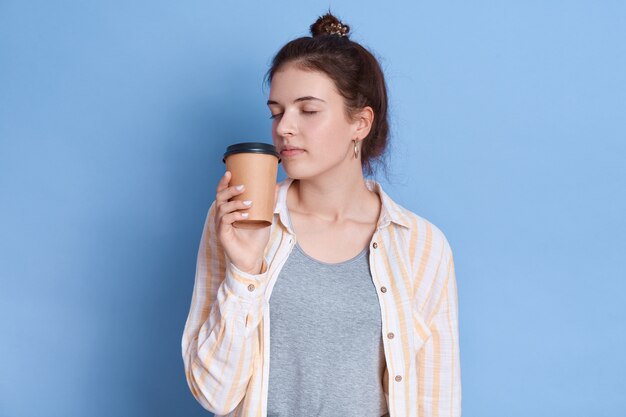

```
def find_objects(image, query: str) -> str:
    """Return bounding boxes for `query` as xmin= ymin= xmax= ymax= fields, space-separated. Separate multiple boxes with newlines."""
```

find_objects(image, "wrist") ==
xmin=238 ymin=259 xmax=264 ymax=275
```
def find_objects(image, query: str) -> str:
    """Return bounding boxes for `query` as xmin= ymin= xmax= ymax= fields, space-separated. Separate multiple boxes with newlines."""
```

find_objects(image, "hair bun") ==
xmin=310 ymin=12 xmax=350 ymax=38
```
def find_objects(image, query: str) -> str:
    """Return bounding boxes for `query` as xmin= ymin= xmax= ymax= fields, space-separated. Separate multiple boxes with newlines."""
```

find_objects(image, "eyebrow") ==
xmin=266 ymin=96 xmax=326 ymax=106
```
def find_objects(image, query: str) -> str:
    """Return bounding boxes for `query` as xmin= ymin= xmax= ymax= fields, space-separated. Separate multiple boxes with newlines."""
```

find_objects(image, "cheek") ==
xmin=305 ymin=113 xmax=347 ymax=139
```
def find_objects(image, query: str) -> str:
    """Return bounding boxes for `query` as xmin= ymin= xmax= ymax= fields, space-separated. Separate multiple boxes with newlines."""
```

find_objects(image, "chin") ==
xmin=283 ymin=166 xmax=329 ymax=182
xmin=282 ymin=156 xmax=340 ymax=181
xmin=283 ymin=165 xmax=311 ymax=180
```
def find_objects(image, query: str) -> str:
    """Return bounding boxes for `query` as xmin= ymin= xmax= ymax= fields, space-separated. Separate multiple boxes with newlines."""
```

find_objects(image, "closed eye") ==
xmin=269 ymin=110 xmax=318 ymax=120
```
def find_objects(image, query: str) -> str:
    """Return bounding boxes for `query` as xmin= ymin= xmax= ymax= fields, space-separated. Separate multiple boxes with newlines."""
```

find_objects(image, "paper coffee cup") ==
xmin=222 ymin=142 xmax=281 ymax=229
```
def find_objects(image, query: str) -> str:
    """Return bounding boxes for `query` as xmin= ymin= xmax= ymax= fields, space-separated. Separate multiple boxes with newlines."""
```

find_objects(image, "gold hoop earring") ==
xmin=353 ymin=139 xmax=359 ymax=159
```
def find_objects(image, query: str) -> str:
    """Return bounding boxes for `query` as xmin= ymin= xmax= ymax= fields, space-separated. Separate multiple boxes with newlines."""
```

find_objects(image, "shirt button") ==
xmin=372 ymin=242 xmax=378 ymax=249
xmin=247 ymin=284 xmax=255 ymax=292
xmin=380 ymin=286 xmax=387 ymax=293
xmin=387 ymin=332 xmax=395 ymax=339
xmin=395 ymin=375 xmax=402 ymax=382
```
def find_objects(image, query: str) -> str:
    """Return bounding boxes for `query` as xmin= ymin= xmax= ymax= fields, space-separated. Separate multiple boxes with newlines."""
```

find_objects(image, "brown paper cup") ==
xmin=223 ymin=142 xmax=281 ymax=229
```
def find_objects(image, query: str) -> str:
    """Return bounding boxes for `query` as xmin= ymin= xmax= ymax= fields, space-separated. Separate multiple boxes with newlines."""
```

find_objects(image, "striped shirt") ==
xmin=181 ymin=177 xmax=462 ymax=417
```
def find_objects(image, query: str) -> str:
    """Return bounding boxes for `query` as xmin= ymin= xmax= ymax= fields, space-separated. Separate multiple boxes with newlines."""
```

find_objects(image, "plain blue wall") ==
xmin=1 ymin=1 xmax=625 ymax=416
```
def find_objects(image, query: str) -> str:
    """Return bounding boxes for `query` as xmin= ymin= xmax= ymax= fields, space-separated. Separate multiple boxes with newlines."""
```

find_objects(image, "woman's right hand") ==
xmin=214 ymin=170 xmax=279 ymax=275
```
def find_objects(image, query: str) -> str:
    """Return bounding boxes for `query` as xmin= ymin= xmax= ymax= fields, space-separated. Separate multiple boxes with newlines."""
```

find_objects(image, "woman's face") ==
xmin=267 ymin=63 xmax=366 ymax=180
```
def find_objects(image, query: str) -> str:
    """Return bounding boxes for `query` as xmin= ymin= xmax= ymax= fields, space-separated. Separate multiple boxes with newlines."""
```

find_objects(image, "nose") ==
xmin=275 ymin=110 xmax=296 ymax=138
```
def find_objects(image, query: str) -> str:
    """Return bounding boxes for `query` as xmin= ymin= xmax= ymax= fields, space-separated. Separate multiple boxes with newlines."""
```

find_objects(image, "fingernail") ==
xmin=243 ymin=200 xmax=252 ymax=206
xmin=241 ymin=212 xmax=249 ymax=218
xmin=236 ymin=185 xmax=244 ymax=190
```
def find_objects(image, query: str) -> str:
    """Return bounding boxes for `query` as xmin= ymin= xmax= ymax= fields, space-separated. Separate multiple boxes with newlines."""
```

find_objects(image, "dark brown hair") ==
xmin=263 ymin=10 xmax=391 ymax=178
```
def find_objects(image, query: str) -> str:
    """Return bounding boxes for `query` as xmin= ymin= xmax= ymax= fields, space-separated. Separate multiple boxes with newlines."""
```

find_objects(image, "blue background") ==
xmin=1 ymin=1 xmax=625 ymax=416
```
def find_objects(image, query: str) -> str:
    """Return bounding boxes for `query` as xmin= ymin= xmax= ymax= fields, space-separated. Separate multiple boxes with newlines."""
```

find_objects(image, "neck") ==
xmin=289 ymin=174 xmax=379 ymax=224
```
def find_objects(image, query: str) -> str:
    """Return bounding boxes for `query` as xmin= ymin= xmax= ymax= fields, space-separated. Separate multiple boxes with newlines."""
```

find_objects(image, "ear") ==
xmin=353 ymin=106 xmax=374 ymax=141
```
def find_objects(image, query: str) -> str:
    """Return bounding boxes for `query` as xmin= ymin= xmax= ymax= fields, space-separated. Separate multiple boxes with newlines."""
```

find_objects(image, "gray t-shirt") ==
xmin=267 ymin=209 xmax=388 ymax=417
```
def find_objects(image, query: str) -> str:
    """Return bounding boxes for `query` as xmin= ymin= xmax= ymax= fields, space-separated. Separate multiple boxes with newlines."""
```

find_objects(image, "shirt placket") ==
xmin=369 ymin=228 xmax=405 ymax=416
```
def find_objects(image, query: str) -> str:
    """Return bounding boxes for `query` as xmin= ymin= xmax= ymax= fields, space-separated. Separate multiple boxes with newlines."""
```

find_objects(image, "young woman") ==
xmin=182 ymin=12 xmax=461 ymax=417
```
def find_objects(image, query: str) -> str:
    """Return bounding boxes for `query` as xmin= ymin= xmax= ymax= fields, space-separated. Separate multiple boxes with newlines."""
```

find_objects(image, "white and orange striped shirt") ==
xmin=181 ymin=177 xmax=462 ymax=417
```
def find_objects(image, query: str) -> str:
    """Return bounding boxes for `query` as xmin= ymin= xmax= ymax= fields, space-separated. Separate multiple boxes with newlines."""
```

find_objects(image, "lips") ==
xmin=280 ymin=147 xmax=305 ymax=157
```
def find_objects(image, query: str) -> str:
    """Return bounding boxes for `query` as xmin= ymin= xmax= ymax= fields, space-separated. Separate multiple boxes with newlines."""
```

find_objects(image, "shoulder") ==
xmin=371 ymin=179 xmax=453 ymax=258
xmin=392 ymin=199 xmax=454 ymax=263
xmin=393 ymin=205 xmax=456 ymax=307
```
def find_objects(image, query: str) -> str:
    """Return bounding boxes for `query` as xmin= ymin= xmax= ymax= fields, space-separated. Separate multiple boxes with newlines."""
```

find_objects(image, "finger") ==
xmin=221 ymin=210 xmax=249 ymax=226
xmin=218 ymin=199 xmax=253 ymax=216
xmin=217 ymin=184 xmax=245 ymax=204
xmin=216 ymin=170 xmax=231 ymax=193
xmin=217 ymin=180 xmax=245 ymax=204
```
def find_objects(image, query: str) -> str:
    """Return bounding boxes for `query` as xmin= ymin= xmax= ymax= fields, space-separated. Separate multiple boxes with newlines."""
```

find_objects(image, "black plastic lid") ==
xmin=222 ymin=142 xmax=281 ymax=163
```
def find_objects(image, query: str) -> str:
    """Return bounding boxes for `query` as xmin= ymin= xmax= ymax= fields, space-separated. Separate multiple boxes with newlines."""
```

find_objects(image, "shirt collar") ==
xmin=273 ymin=177 xmax=411 ymax=234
